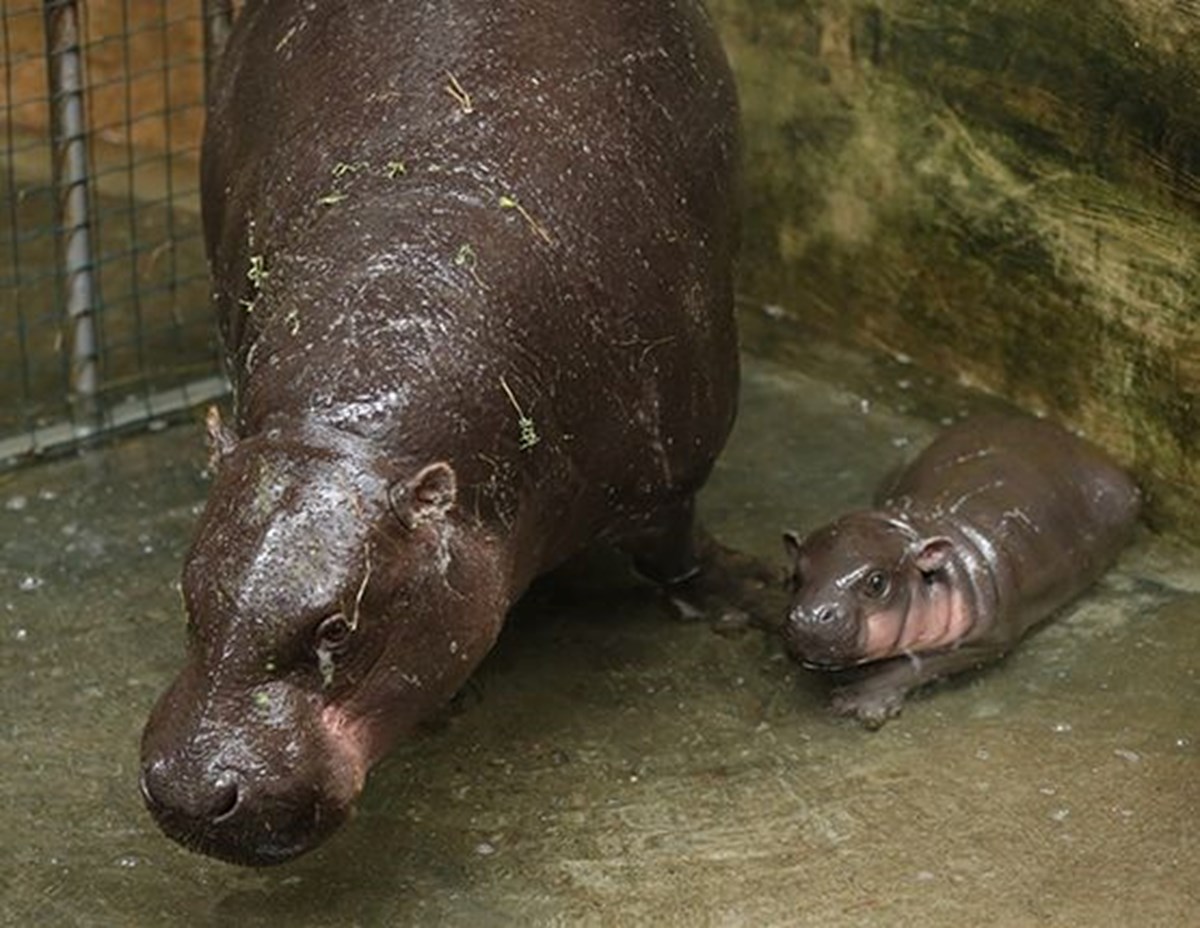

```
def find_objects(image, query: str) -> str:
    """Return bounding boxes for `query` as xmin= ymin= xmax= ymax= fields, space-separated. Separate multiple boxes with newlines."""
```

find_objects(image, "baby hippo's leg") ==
xmin=830 ymin=641 xmax=1009 ymax=728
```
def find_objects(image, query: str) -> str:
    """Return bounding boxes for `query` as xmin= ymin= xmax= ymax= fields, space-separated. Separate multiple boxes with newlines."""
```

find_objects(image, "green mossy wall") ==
xmin=711 ymin=0 xmax=1199 ymax=541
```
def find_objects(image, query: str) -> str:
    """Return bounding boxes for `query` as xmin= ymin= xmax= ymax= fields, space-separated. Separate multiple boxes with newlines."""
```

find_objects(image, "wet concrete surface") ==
xmin=2 ymin=353 xmax=1197 ymax=926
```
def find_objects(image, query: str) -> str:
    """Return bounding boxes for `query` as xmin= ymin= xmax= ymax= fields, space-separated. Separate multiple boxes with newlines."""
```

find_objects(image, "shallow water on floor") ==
xmin=2 ymin=354 xmax=1196 ymax=926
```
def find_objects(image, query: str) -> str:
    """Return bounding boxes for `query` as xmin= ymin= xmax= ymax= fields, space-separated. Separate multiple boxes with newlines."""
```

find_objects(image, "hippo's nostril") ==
xmin=210 ymin=774 xmax=241 ymax=823
xmin=814 ymin=605 xmax=837 ymax=625
xmin=139 ymin=759 xmax=170 ymax=811
xmin=140 ymin=759 xmax=244 ymax=824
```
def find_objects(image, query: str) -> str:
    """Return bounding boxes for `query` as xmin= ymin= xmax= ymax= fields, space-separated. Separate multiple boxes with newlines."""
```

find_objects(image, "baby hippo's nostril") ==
xmin=210 ymin=774 xmax=241 ymax=823
xmin=814 ymin=605 xmax=837 ymax=625
xmin=792 ymin=605 xmax=840 ymax=624
xmin=787 ymin=604 xmax=838 ymax=629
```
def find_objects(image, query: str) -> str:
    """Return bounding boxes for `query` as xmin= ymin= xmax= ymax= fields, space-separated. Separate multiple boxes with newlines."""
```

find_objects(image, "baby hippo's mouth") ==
xmin=799 ymin=656 xmax=854 ymax=672
xmin=782 ymin=610 xmax=869 ymax=672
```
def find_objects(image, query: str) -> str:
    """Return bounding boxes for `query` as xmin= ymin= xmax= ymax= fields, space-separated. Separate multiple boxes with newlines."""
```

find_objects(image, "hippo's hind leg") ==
xmin=624 ymin=494 xmax=704 ymax=586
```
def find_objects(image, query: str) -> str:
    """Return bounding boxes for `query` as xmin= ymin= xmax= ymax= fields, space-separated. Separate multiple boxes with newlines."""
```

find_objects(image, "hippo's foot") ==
xmin=826 ymin=655 xmax=934 ymax=729
xmin=829 ymin=677 xmax=908 ymax=730
xmin=673 ymin=531 xmax=783 ymax=635
xmin=660 ymin=547 xmax=782 ymax=633
xmin=624 ymin=498 xmax=781 ymax=632
xmin=825 ymin=645 xmax=1006 ymax=729
xmin=627 ymin=495 xmax=705 ymax=586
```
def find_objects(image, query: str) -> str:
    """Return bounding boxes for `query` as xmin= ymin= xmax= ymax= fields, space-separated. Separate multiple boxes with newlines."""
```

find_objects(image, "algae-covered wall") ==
xmin=711 ymin=0 xmax=1199 ymax=541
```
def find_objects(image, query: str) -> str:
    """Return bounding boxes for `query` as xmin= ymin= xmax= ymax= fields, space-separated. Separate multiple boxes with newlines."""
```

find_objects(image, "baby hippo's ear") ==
xmin=782 ymin=530 xmax=804 ymax=562
xmin=205 ymin=406 xmax=237 ymax=472
xmin=389 ymin=462 xmax=457 ymax=530
xmin=911 ymin=536 xmax=955 ymax=575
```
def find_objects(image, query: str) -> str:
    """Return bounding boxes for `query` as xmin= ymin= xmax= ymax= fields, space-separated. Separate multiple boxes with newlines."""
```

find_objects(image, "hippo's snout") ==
xmin=140 ymin=667 xmax=363 ymax=866
xmin=783 ymin=601 xmax=861 ymax=669
xmin=139 ymin=749 xmax=341 ymax=866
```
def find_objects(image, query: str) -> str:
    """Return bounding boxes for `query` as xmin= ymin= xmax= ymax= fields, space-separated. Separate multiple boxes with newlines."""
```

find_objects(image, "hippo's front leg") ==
xmin=828 ymin=642 xmax=1008 ymax=728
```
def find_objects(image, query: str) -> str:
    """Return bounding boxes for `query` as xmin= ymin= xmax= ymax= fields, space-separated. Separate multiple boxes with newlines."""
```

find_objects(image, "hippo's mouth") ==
xmin=140 ymin=774 xmax=348 ymax=866
xmin=139 ymin=758 xmax=357 ymax=867
xmin=190 ymin=829 xmax=315 ymax=867
xmin=784 ymin=627 xmax=870 ymax=672
xmin=799 ymin=654 xmax=883 ymax=673
xmin=793 ymin=635 xmax=880 ymax=672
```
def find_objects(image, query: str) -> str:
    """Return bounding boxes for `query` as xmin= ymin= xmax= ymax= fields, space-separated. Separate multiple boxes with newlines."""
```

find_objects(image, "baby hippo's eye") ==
xmin=315 ymin=613 xmax=353 ymax=654
xmin=861 ymin=569 xmax=890 ymax=599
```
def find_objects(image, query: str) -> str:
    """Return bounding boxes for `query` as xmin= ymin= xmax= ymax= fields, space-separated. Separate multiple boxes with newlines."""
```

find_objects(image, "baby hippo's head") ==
xmin=781 ymin=512 xmax=960 ymax=670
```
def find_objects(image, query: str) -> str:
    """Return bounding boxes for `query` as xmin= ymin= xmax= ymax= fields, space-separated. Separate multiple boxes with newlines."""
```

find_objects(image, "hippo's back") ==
xmin=200 ymin=0 xmax=740 ymax=551
xmin=884 ymin=415 xmax=1140 ymax=615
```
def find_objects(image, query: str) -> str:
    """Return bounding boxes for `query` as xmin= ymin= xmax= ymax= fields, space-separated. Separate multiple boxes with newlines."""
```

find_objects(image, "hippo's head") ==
xmin=140 ymin=411 xmax=505 ymax=866
xmin=781 ymin=512 xmax=961 ymax=669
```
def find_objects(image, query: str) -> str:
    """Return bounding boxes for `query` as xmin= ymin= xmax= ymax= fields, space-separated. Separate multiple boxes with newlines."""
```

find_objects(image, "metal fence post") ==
xmin=202 ymin=0 xmax=234 ymax=103
xmin=43 ymin=0 xmax=100 ymax=436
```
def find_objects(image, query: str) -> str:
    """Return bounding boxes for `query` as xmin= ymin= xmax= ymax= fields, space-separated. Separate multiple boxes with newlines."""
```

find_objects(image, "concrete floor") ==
xmin=2 ymin=352 xmax=1197 ymax=926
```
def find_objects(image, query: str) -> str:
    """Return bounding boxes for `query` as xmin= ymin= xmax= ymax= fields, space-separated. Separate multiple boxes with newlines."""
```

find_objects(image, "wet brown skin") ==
xmin=139 ymin=0 xmax=739 ymax=866
xmin=782 ymin=415 xmax=1140 ymax=728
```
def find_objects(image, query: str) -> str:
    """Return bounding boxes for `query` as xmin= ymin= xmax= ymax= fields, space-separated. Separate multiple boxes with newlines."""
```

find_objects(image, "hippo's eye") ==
xmin=315 ymin=613 xmax=353 ymax=654
xmin=861 ymin=570 xmax=890 ymax=599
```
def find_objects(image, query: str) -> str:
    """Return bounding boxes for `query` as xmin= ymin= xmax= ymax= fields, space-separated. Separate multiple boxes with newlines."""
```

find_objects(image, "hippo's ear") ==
xmin=912 ymin=536 xmax=955 ymax=575
xmin=205 ymin=405 xmax=237 ymax=472
xmin=389 ymin=462 xmax=457 ymax=530
xmin=782 ymin=530 xmax=804 ymax=562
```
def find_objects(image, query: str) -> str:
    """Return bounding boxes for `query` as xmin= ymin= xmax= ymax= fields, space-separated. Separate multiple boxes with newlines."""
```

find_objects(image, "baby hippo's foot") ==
xmin=829 ymin=676 xmax=908 ymax=730
xmin=824 ymin=646 xmax=996 ymax=729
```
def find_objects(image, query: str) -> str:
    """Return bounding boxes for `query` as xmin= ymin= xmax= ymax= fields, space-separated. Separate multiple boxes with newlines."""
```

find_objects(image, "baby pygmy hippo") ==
xmin=782 ymin=414 xmax=1140 ymax=727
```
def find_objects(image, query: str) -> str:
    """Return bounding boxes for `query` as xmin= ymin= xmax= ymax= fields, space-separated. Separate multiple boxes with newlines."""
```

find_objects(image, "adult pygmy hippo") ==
xmin=140 ymin=0 xmax=739 ymax=865
xmin=782 ymin=415 xmax=1140 ymax=727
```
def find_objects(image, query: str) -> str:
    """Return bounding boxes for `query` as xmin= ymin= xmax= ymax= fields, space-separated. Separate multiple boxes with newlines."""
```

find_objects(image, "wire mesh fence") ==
xmin=1 ymin=0 xmax=230 ymax=467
